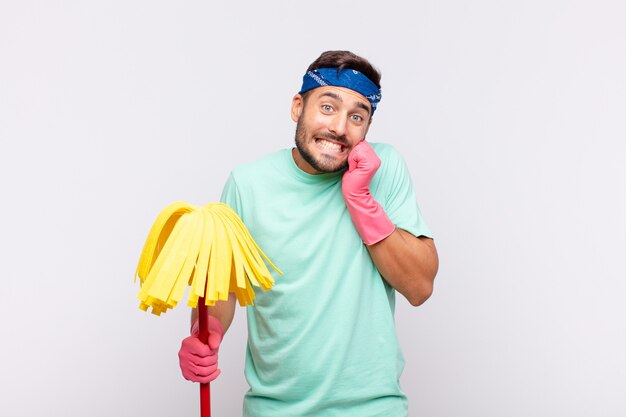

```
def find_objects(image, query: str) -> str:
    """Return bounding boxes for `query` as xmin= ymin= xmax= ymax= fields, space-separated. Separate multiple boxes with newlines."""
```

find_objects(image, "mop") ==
xmin=135 ymin=201 xmax=281 ymax=416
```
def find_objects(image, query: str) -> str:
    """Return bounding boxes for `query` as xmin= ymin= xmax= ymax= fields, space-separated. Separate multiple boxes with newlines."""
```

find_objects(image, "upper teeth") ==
xmin=318 ymin=139 xmax=342 ymax=151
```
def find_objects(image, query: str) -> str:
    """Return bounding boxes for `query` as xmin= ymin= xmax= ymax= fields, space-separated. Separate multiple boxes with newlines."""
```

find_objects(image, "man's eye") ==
xmin=321 ymin=104 xmax=333 ymax=112
xmin=351 ymin=114 xmax=364 ymax=122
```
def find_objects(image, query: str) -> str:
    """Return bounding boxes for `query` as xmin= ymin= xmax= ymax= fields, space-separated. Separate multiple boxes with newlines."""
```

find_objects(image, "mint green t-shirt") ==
xmin=220 ymin=143 xmax=432 ymax=417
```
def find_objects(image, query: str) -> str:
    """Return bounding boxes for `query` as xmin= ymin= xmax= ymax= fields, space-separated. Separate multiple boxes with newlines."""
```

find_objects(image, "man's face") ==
xmin=291 ymin=86 xmax=372 ymax=174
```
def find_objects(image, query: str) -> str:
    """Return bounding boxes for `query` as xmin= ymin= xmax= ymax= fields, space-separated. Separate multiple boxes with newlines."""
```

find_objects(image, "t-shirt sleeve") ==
xmin=374 ymin=144 xmax=433 ymax=239
xmin=220 ymin=172 xmax=244 ymax=218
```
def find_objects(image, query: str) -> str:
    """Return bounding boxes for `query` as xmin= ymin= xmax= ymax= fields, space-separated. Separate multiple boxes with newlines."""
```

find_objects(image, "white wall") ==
xmin=1 ymin=1 xmax=624 ymax=416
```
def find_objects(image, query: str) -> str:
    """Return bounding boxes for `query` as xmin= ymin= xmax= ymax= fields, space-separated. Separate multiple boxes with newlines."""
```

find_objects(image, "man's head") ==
xmin=301 ymin=51 xmax=382 ymax=112
xmin=291 ymin=51 xmax=382 ymax=174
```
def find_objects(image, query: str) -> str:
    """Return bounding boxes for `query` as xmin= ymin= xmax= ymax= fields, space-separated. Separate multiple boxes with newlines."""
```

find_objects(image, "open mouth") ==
xmin=315 ymin=138 xmax=346 ymax=153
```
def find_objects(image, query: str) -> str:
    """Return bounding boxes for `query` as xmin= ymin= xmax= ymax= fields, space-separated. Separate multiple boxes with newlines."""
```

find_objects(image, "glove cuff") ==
xmin=345 ymin=193 xmax=396 ymax=245
xmin=190 ymin=315 xmax=224 ymax=338
xmin=190 ymin=318 xmax=199 ymax=335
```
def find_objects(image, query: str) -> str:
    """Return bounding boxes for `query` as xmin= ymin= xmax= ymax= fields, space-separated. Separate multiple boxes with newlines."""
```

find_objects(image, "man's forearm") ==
xmin=367 ymin=229 xmax=439 ymax=306
xmin=191 ymin=292 xmax=237 ymax=333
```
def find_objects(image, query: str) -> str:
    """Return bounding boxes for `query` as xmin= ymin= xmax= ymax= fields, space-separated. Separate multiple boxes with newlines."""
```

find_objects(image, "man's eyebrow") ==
xmin=319 ymin=91 xmax=371 ymax=115
xmin=319 ymin=91 xmax=342 ymax=101
xmin=355 ymin=101 xmax=372 ymax=115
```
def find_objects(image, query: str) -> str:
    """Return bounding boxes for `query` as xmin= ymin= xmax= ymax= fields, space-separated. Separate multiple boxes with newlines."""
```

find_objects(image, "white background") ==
xmin=1 ymin=1 xmax=625 ymax=416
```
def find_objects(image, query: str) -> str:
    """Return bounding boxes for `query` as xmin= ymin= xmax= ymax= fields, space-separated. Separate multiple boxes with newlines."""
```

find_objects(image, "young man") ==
xmin=178 ymin=50 xmax=439 ymax=416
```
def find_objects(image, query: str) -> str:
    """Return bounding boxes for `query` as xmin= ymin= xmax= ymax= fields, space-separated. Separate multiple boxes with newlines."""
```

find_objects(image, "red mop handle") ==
xmin=197 ymin=297 xmax=211 ymax=417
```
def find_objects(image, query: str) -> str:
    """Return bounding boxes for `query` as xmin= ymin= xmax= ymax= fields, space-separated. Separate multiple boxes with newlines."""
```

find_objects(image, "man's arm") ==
xmin=341 ymin=141 xmax=438 ymax=306
xmin=367 ymin=230 xmax=438 ymax=306
xmin=191 ymin=292 xmax=237 ymax=333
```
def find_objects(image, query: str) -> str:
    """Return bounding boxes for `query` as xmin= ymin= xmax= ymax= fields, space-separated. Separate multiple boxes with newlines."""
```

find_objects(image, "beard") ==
xmin=294 ymin=117 xmax=349 ymax=174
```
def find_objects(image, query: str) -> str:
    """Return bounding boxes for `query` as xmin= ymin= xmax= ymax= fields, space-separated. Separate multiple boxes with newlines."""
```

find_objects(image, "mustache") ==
xmin=317 ymin=132 xmax=349 ymax=145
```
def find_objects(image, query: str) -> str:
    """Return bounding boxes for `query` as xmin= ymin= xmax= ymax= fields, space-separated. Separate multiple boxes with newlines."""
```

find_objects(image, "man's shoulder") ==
xmin=369 ymin=141 xmax=412 ymax=190
xmin=370 ymin=142 xmax=404 ymax=163
xmin=231 ymin=148 xmax=289 ymax=178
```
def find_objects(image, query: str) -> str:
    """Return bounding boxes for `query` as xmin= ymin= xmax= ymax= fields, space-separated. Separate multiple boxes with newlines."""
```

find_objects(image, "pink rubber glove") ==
xmin=178 ymin=315 xmax=224 ymax=383
xmin=342 ymin=140 xmax=395 ymax=245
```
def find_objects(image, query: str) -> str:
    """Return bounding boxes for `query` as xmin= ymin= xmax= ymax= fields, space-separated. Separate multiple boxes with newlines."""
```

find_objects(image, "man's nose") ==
xmin=328 ymin=114 xmax=347 ymax=137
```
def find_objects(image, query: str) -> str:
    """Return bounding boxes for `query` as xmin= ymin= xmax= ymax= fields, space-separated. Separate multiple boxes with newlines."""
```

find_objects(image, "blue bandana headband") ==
xmin=298 ymin=68 xmax=382 ymax=113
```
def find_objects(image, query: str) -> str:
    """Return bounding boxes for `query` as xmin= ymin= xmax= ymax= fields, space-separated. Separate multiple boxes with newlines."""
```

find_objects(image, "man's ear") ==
xmin=291 ymin=94 xmax=303 ymax=122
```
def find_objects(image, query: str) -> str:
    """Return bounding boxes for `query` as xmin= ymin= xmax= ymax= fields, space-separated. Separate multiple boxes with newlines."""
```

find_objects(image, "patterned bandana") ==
xmin=298 ymin=68 xmax=382 ymax=113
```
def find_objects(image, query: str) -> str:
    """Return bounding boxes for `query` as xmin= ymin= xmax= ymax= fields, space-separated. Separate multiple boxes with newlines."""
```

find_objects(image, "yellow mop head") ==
xmin=135 ymin=202 xmax=282 ymax=315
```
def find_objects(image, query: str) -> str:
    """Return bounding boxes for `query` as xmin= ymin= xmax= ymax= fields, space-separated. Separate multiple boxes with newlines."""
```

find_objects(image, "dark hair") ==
xmin=306 ymin=50 xmax=381 ymax=89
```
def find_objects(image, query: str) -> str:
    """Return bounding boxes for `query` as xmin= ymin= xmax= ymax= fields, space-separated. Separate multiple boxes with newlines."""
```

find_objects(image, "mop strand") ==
xmin=135 ymin=202 xmax=282 ymax=315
